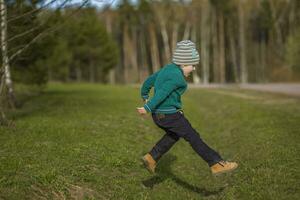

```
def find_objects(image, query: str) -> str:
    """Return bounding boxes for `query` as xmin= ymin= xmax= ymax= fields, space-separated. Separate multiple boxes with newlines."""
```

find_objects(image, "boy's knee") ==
xmin=183 ymin=131 xmax=200 ymax=142
xmin=169 ymin=134 xmax=180 ymax=141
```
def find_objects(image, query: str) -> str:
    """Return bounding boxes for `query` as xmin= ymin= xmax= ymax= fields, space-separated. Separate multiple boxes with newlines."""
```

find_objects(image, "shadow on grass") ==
xmin=142 ymin=154 xmax=225 ymax=197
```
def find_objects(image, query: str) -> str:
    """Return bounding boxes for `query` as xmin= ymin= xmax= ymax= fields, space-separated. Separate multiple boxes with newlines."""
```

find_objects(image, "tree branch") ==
xmin=8 ymin=0 xmax=90 ymax=63
xmin=7 ymin=0 xmax=58 ymax=23
xmin=6 ymin=0 xmax=71 ymax=43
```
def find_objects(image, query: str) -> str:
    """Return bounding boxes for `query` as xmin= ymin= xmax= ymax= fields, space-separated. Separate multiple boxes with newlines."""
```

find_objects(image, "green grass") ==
xmin=0 ymin=83 xmax=299 ymax=199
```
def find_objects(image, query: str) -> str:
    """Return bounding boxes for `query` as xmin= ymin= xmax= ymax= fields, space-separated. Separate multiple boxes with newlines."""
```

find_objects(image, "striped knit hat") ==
xmin=172 ymin=40 xmax=200 ymax=65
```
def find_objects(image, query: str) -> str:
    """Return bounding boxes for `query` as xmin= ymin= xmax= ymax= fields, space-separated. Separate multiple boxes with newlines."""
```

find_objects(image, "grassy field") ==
xmin=0 ymin=83 xmax=299 ymax=200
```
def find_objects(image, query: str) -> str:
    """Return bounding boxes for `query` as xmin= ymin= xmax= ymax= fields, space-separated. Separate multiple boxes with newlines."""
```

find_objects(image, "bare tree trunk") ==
xmin=286 ymin=0 xmax=296 ymax=79
xmin=288 ymin=0 xmax=296 ymax=34
xmin=1 ymin=0 xmax=16 ymax=109
xmin=182 ymin=21 xmax=191 ymax=40
xmin=123 ymin=24 xmax=131 ymax=83
xmin=211 ymin=6 xmax=219 ymax=83
xmin=104 ymin=10 xmax=116 ymax=84
xmin=254 ymin=42 xmax=260 ymax=82
xmin=0 ymin=71 xmax=7 ymax=125
xmin=191 ymin=26 xmax=201 ymax=84
xmin=130 ymin=27 xmax=139 ymax=83
xmin=89 ymin=63 xmax=95 ymax=83
xmin=159 ymin=20 xmax=171 ymax=64
xmin=104 ymin=10 xmax=113 ymax=34
xmin=201 ymin=0 xmax=211 ymax=84
xmin=260 ymin=36 xmax=267 ymax=82
xmin=218 ymin=12 xmax=226 ymax=83
xmin=75 ymin=65 xmax=82 ymax=82
xmin=238 ymin=0 xmax=248 ymax=83
xmin=228 ymin=21 xmax=239 ymax=83
xmin=108 ymin=69 xmax=115 ymax=84
xmin=123 ymin=24 xmax=139 ymax=83
xmin=149 ymin=23 xmax=160 ymax=72
xmin=138 ymin=27 xmax=149 ymax=82
xmin=171 ymin=22 xmax=179 ymax=53
xmin=269 ymin=0 xmax=284 ymax=58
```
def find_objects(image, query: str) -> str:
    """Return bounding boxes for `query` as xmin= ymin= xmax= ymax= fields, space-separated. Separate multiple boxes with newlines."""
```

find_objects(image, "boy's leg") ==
xmin=169 ymin=116 xmax=223 ymax=166
xmin=149 ymin=130 xmax=180 ymax=162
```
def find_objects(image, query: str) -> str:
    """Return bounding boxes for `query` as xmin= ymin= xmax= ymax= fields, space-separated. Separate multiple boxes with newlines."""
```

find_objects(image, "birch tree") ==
xmin=238 ymin=0 xmax=248 ymax=83
xmin=200 ymin=0 xmax=211 ymax=84
xmin=1 ymin=0 xmax=16 ymax=110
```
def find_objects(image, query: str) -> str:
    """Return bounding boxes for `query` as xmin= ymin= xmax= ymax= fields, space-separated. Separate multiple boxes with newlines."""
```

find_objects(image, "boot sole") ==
xmin=141 ymin=157 xmax=155 ymax=174
xmin=212 ymin=164 xmax=238 ymax=176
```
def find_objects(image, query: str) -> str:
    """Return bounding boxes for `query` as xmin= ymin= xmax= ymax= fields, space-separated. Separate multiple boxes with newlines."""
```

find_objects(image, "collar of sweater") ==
xmin=171 ymin=63 xmax=184 ymax=76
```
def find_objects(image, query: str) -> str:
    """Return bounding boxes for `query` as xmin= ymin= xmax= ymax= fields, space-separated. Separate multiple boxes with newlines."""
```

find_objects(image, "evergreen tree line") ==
xmin=1 ymin=0 xmax=118 ymax=86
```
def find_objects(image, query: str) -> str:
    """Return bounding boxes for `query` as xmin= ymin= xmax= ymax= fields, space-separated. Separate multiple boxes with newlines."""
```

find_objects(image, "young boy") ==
xmin=136 ymin=40 xmax=238 ymax=175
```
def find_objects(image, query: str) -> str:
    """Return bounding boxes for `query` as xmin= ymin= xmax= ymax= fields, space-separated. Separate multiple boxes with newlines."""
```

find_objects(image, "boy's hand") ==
xmin=136 ymin=107 xmax=147 ymax=115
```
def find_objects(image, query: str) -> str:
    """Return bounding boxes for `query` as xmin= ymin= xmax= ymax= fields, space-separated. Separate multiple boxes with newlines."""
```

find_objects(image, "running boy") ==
xmin=136 ymin=40 xmax=238 ymax=175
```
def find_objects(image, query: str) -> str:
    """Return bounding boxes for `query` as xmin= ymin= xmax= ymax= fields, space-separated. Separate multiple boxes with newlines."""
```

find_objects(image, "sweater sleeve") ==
xmin=143 ymin=72 xmax=183 ymax=112
xmin=140 ymin=70 xmax=160 ymax=100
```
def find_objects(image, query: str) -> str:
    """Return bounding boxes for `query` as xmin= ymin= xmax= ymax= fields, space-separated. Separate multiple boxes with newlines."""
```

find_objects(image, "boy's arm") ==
xmin=140 ymin=70 xmax=160 ymax=100
xmin=143 ymin=72 xmax=183 ymax=112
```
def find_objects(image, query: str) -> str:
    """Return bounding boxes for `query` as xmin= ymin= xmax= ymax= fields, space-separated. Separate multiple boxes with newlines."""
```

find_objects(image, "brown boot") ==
xmin=142 ymin=153 xmax=156 ymax=173
xmin=210 ymin=160 xmax=238 ymax=175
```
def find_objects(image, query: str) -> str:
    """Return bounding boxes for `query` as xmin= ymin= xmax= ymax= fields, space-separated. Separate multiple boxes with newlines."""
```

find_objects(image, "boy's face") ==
xmin=181 ymin=65 xmax=196 ymax=77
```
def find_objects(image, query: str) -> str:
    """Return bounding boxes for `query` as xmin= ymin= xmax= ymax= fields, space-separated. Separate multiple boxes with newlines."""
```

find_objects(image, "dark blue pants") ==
xmin=149 ymin=111 xmax=223 ymax=167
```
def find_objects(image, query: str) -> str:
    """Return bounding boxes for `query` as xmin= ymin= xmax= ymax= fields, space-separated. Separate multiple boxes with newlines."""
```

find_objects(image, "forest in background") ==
xmin=1 ymin=0 xmax=300 ymax=87
xmin=104 ymin=0 xmax=300 ymax=84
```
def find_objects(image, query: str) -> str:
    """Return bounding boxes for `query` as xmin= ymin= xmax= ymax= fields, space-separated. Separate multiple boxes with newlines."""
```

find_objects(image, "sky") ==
xmin=45 ymin=0 xmax=138 ymax=9
xmin=45 ymin=0 xmax=191 ymax=10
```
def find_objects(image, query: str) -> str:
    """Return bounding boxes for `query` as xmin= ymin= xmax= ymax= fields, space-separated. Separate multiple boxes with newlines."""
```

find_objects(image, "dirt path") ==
xmin=189 ymin=83 xmax=300 ymax=97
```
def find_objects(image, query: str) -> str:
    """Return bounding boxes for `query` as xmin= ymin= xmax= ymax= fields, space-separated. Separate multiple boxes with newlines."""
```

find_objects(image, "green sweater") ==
xmin=141 ymin=63 xmax=187 ymax=114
